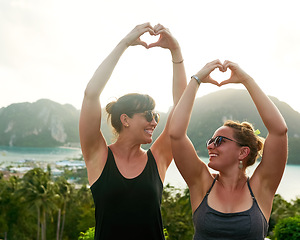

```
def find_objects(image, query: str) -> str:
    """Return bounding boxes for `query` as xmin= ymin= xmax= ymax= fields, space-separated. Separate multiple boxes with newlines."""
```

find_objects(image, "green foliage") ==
xmin=78 ymin=227 xmax=95 ymax=240
xmin=268 ymin=194 xmax=300 ymax=239
xmin=1 ymin=167 xmax=300 ymax=240
xmin=273 ymin=216 xmax=300 ymax=240
xmin=161 ymin=185 xmax=194 ymax=240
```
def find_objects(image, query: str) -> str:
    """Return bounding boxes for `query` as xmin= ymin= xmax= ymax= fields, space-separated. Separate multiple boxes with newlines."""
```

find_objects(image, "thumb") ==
xmin=147 ymin=40 xmax=161 ymax=49
xmin=218 ymin=79 xmax=232 ymax=86
xmin=136 ymin=39 xmax=148 ymax=48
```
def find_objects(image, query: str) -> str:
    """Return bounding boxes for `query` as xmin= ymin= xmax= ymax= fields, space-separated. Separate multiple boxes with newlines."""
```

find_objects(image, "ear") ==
xmin=120 ymin=114 xmax=129 ymax=128
xmin=239 ymin=146 xmax=251 ymax=160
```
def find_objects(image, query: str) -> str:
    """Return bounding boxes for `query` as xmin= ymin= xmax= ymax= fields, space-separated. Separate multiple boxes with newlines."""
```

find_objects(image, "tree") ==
xmin=0 ymin=175 xmax=9 ymax=240
xmin=18 ymin=168 xmax=58 ymax=240
xmin=161 ymin=185 xmax=194 ymax=240
xmin=273 ymin=216 xmax=300 ymax=240
xmin=54 ymin=177 xmax=71 ymax=240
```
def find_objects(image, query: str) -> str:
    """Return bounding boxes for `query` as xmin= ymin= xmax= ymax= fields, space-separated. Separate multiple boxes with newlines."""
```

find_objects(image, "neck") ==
xmin=110 ymin=137 xmax=144 ymax=160
xmin=217 ymin=171 xmax=248 ymax=191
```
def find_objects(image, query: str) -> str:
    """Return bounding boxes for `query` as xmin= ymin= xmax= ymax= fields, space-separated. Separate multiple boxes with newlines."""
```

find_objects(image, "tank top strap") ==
xmin=246 ymin=177 xmax=255 ymax=199
xmin=108 ymin=146 xmax=112 ymax=155
xmin=147 ymin=148 xmax=154 ymax=161
xmin=107 ymin=146 xmax=114 ymax=165
xmin=206 ymin=174 xmax=218 ymax=195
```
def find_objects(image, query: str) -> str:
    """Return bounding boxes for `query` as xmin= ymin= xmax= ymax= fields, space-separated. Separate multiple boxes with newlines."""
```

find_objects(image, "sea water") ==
xmin=164 ymin=158 xmax=300 ymax=202
xmin=0 ymin=146 xmax=299 ymax=201
xmin=0 ymin=146 xmax=82 ymax=169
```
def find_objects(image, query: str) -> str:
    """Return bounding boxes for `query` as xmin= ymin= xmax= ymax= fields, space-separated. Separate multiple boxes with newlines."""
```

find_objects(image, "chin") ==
xmin=146 ymin=139 xmax=153 ymax=144
xmin=142 ymin=138 xmax=153 ymax=145
xmin=208 ymin=162 xmax=219 ymax=171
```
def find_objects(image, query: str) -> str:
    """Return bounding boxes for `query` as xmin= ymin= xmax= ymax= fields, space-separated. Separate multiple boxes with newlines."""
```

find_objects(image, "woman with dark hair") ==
xmin=169 ymin=59 xmax=288 ymax=240
xmin=79 ymin=23 xmax=186 ymax=240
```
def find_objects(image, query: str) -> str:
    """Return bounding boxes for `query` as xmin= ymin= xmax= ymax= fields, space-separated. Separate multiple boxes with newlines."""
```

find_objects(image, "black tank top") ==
xmin=193 ymin=176 xmax=268 ymax=240
xmin=90 ymin=147 xmax=165 ymax=240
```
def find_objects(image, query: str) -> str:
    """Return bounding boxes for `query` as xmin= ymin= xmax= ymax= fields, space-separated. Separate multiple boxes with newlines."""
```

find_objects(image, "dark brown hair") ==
xmin=106 ymin=93 xmax=156 ymax=135
xmin=224 ymin=120 xmax=265 ymax=167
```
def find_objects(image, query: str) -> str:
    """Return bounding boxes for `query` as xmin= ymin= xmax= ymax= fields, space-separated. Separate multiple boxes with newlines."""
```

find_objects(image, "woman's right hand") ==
xmin=194 ymin=59 xmax=224 ymax=86
xmin=122 ymin=23 xmax=155 ymax=48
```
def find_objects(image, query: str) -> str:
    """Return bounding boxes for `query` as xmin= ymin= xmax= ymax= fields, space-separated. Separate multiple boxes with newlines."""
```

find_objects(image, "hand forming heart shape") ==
xmin=140 ymin=32 xmax=160 ymax=47
xmin=210 ymin=67 xmax=232 ymax=84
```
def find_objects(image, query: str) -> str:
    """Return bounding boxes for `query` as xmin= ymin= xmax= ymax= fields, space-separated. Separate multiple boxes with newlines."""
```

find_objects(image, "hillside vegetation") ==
xmin=1 ymin=89 xmax=299 ymax=164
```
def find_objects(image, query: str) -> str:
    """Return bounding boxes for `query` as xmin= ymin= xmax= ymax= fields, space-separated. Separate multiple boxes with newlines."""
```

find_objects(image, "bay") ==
xmin=0 ymin=146 xmax=83 ymax=173
xmin=164 ymin=158 xmax=300 ymax=202
xmin=1 ymin=147 xmax=299 ymax=202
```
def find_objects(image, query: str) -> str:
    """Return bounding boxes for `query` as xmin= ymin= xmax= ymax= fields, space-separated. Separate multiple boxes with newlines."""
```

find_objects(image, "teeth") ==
xmin=209 ymin=154 xmax=218 ymax=157
xmin=145 ymin=129 xmax=153 ymax=135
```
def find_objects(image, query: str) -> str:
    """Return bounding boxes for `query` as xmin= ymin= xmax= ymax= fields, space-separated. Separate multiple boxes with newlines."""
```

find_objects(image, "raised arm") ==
xmin=79 ymin=23 xmax=154 ymax=184
xmin=169 ymin=60 xmax=221 ymax=192
xmin=221 ymin=61 xmax=288 ymax=195
xmin=147 ymin=24 xmax=187 ymax=180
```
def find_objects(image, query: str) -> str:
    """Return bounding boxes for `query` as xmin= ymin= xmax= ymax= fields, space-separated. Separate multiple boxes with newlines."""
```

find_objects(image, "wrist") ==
xmin=170 ymin=47 xmax=182 ymax=60
xmin=191 ymin=75 xmax=201 ymax=85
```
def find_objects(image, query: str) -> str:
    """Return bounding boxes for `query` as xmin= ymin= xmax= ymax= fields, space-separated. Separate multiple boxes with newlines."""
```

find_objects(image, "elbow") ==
xmin=280 ymin=122 xmax=288 ymax=136
xmin=84 ymin=88 xmax=99 ymax=100
xmin=169 ymin=126 xmax=185 ymax=141
xmin=275 ymin=124 xmax=288 ymax=137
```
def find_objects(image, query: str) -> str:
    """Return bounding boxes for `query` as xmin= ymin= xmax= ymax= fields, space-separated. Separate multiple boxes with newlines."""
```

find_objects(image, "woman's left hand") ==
xmin=147 ymin=24 xmax=180 ymax=51
xmin=219 ymin=60 xmax=253 ymax=86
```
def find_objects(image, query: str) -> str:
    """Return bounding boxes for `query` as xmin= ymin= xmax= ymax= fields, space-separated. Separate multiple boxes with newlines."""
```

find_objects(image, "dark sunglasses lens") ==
xmin=215 ymin=136 xmax=222 ymax=147
xmin=207 ymin=136 xmax=222 ymax=147
xmin=145 ymin=111 xmax=153 ymax=122
xmin=145 ymin=111 xmax=160 ymax=123
xmin=207 ymin=138 xmax=214 ymax=147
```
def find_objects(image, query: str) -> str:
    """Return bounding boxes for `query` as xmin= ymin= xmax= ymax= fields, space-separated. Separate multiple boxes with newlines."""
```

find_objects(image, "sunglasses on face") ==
xmin=206 ymin=136 xmax=244 ymax=148
xmin=142 ymin=110 xmax=160 ymax=123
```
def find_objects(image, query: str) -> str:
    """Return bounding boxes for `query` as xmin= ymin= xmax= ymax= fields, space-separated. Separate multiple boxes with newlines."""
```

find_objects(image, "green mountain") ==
xmin=185 ymin=89 xmax=300 ymax=165
xmin=1 ymin=89 xmax=299 ymax=164
xmin=0 ymin=99 xmax=80 ymax=147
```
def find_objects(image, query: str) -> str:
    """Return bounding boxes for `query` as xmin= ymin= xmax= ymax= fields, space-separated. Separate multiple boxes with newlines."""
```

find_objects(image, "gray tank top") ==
xmin=193 ymin=176 xmax=268 ymax=240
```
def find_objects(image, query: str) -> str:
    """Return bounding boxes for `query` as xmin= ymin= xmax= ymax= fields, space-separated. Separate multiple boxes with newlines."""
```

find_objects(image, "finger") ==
xmin=218 ymin=79 xmax=232 ymax=86
xmin=139 ymin=41 xmax=148 ymax=48
xmin=223 ymin=60 xmax=238 ymax=71
xmin=209 ymin=78 xmax=221 ymax=86
xmin=137 ymin=23 xmax=155 ymax=37
xmin=147 ymin=42 xmax=160 ymax=48
xmin=133 ymin=38 xmax=148 ymax=48
xmin=140 ymin=22 xmax=154 ymax=30
xmin=153 ymin=23 xmax=165 ymax=32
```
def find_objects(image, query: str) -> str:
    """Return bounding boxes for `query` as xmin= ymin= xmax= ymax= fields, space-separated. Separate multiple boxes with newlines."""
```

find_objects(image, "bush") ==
xmin=78 ymin=227 xmax=95 ymax=240
xmin=273 ymin=216 xmax=300 ymax=240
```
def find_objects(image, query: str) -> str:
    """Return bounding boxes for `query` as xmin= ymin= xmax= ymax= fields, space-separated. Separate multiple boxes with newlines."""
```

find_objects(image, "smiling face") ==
xmin=128 ymin=111 xmax=158 ymax=144
xmin=106 ymin=93 xmax=156 ymax=137
xmin=207 ymin=126 xmax=244 ymax=172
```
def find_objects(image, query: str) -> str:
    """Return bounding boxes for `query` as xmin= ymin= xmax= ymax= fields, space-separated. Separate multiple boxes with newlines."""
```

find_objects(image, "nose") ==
xmin=206 ymin=141 xmax=214 ymax=150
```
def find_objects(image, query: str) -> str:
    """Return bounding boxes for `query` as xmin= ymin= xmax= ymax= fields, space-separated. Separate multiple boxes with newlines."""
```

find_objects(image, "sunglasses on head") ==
xmin=142 ymin=110 xmax=160 ymax=123
xmin=206 ymin=136 xmax=244 ymax=148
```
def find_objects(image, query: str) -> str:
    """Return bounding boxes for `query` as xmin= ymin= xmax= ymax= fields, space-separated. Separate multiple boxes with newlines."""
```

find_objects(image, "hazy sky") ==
xmin=1 ymin=0 xmax=300 ymax=114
